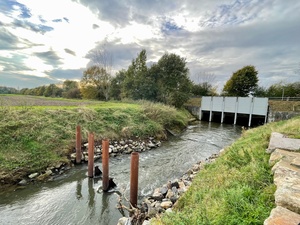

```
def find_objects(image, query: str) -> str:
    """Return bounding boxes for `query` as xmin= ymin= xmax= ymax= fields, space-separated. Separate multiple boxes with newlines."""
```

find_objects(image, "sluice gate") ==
xmin=200 ymin=97 xmax=269 ymax=127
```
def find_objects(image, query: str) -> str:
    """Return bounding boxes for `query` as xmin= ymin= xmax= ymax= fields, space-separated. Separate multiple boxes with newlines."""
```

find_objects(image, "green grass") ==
xmin=0 ymin=99 xmax=190 ymax=184
xmin=152 ymin=116 xmax=300 ymax=225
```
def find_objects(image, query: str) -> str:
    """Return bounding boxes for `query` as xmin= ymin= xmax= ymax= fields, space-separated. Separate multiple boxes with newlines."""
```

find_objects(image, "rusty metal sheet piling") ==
xmin=102 ymin=139 xmax=109 ymax=191
xmin=87 ymin=133 xmax=94 ymax=178
xmin=76 ymin=125 xmax=82 ymax=164
xmin=130 ymin=152 xmax=139 ymax=207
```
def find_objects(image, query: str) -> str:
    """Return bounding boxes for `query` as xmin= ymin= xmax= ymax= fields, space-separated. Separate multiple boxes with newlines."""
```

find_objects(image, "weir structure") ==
xmin=199 ymin=96 xmax=269 ymax=127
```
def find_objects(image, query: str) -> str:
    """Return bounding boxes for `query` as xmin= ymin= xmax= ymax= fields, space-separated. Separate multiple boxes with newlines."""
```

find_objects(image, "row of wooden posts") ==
xmin=75 ymin=125 xmax=139 ymax=207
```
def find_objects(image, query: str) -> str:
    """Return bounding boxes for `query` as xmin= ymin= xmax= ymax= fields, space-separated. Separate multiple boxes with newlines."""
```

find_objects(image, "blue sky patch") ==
xmin=161 ymin=20 xmax=183 ymax=34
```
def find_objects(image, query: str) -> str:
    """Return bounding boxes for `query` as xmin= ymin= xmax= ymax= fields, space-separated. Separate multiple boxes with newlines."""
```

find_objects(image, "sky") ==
xmin=0 ymin=0 xmax=299 ymax=92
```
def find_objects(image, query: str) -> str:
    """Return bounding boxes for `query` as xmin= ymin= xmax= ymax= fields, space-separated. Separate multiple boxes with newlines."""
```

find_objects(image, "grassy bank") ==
xmin=152 ymin=116 xmax=300 ymax=225
xmin=0 ymin=96 xmax=190 ymax=185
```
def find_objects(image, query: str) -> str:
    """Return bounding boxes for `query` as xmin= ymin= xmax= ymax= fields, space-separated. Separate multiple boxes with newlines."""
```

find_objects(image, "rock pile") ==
xmin=18 ymin=162 xmax=71 ymax=186
xmin=117 ymin=153 xmax=220 ymax=225
xmin=70 ymin=137 xmax=161 ymax=163
xmin=18 ymin=137 xmax=161 ymax=186
xmin=264 ymin=132 xmax=300 ymax=225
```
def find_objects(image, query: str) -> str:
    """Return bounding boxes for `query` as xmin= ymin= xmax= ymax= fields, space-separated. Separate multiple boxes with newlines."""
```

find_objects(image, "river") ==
xmin=0 ymin=121 xmax=241 ymax=225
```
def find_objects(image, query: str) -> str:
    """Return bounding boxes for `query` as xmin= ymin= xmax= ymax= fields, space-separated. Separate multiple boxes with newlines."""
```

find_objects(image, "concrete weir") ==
xmin=199 ymin=96 xmax=269 ymax=127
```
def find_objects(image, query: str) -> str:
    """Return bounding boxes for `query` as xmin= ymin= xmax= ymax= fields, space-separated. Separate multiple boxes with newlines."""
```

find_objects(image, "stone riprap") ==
xmin=19 ymin=137 xmax=161 ymax=186
xmin=117 ymin=153 xmax=220 ymax=225
xmin=264 ymin=132 xmax=300 ymax=225
xmin=70 ymin=138 xmax=161 ymax=163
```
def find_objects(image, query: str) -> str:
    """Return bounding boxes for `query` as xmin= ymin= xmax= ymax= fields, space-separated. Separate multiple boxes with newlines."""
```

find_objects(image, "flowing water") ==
xmin=0 ymin=122 xmax=241 ymax=225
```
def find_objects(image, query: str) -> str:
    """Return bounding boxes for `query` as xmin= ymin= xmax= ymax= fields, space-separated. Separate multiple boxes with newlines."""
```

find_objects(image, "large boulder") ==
xmin=271 ymin=151 xmax=300 ymax=213
xmin=264 ymin=206 xmax=300 ymax=225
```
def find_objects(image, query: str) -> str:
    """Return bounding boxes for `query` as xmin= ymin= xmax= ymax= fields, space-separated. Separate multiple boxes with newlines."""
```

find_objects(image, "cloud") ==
xmin=73 ymin=0 xmax=131 ymax=26
xmin=0 ymin=72 xmax=55 ymax=89
xmin=12 ymin=19 xmax=54 ymax=34
xmin=47 ymin=68 xmax=85 ymax=80
xmin=93 ymin=24 xmax=99 ymax=29
xmin=0 ymin=27 xmax=20 ymax=50
xmin=0 ymin=53 xmax=32 ymax=73
xmin=52 ymin=19 xmax=62 ymax=23
xmin=1 ymin=0 xmax=32 ymax=19
xmin=34 ymin=50 xmax=62 ymax=66
xmin=64 ymin=48 xmax=76 ymax=56
xmin=63 ymin=17 xmax=69 ymax=23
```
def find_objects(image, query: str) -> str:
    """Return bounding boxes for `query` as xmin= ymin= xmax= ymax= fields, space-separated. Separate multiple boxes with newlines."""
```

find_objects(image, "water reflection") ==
xmin=88 ymin=178 xmax=95 ymax=214
xmin=76 ymin=179 xmax=83 ymax=200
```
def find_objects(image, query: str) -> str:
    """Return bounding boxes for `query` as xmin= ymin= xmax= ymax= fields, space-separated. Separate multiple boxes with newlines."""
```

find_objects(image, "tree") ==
xmin=0 ymin=86 xmax=19 ymax=94
xmin=122 ymin=49 xmax=149 ymax=100
xmin=110 ymin=70 xmax=126 ymax=100
xmin=81 ymin=66 xmax=111 ymax=100
xmin=85 ymin=46 xmax=113 ymax=101
xmin=80 ymin=84 xmax=98 ymax=99
xmin=62 ymin=80 xmax=81 ymax=99
xmin=267 ymin=82 xmax=300 ymax=97
xmin=191 ymin=72 xmax=218 ymax=96
xmin=154 ymin=53 xmax=192 ymax=108
xmin=222 ymin=65 xmax=258 ymax=97
xmin=37 ymin=86 xmax=46 ymax=96
xmin=253 ymin=86 xmax=267 ymax=97
xmin=44 ymin=84 xmax=63 ymax=97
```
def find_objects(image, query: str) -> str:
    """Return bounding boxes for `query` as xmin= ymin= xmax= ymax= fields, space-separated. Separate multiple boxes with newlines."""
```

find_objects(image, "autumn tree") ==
xmin=82 ymin=46 xmax=113 ymax=100
xmin=81 ymin=66 xmax=111 ymax=100
xmin=62 ymin=80 xmax=81 ymax=99
xmin=80 ymin=84 xmax=98 ymax=99
xmin=222 ymin=65 xmax=258 ymax=96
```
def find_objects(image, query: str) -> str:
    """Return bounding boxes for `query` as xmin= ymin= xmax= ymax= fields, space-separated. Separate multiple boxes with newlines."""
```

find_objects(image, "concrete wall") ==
xmin=268 ymin=110 xmax=300 ymax=122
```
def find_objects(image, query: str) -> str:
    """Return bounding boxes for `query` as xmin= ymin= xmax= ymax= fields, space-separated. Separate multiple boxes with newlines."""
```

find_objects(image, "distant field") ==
xmin=0 ymin=95 xmax=96 ymax=107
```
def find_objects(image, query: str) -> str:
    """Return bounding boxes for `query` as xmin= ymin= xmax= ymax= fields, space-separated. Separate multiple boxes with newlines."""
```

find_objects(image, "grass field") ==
xmin=0 ymin=95 xmax=191 ymax=186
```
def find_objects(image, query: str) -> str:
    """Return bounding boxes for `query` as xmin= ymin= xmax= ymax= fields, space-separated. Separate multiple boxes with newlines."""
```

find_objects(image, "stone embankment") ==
xmin=19 ymin=137 xmax=162 ymax=186
xmin=70 ymin=137 xmax=162 ymax=162
xmin=117 ymin=153 xmax=220 ymax=225
xmin=264 ymin=132 xmax=300 ymax=225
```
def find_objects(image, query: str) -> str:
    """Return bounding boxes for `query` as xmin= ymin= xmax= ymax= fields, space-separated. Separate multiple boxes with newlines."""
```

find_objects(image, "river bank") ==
xmin=150 ymin=116 xmax=300 ymax=224
xmin=15 ymin=136 xmax=164 ymax=188
xmin=0 ymin=97 xmax=191 ymax=188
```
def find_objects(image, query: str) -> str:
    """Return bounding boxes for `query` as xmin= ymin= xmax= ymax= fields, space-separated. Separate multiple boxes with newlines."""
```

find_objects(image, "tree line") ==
xmin=2 ymin=50 xmax=299 ymax=107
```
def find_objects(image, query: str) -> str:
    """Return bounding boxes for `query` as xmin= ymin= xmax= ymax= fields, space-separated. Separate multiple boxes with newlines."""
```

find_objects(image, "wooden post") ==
xmin=102 ymin=139 xmax=109 ymax=191
xmin=87 ymin=133 xmax=94 ymax=178
xmin=76 ymin=125 xmax=82 ymax=164
xmin=130 ymin=152 xmax=139 ymax=207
